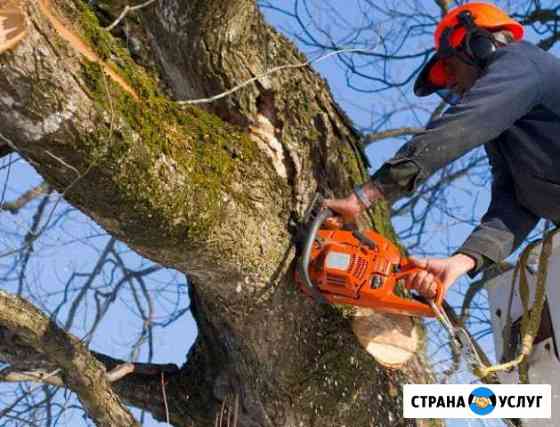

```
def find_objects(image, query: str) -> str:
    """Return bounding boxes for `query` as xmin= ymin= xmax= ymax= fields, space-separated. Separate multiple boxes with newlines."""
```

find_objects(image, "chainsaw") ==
xmin=294 ymin=194 xmax=445 ymax=317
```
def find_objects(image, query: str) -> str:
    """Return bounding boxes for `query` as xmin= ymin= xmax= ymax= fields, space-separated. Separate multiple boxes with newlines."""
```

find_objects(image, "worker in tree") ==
xmin=325 ymin=3 xmax=560 ymax=299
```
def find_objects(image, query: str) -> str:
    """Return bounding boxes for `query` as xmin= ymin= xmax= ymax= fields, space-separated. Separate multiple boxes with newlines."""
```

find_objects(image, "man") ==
xmin=325 ymin=3 xmax=560 ymax=299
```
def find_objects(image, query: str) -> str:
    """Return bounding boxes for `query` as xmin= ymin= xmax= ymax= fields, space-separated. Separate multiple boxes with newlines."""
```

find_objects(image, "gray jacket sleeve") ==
xmin=456 ymin=141 xmax=539 ymax=276
xmin=371 ymin=44 xmax=543 ymax=202
xmin=369 ymin=44 xmax=544 ymax=272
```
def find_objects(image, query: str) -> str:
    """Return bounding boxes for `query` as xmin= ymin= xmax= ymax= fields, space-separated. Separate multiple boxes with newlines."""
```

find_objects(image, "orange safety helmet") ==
xmin=414 ymin=3 xmax=524 ymax=97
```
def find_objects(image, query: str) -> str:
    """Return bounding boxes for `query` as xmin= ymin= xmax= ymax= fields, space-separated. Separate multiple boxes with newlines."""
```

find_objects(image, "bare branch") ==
xmin=362 ymin=127 xmax=423 ymax=145
xmin=105 ymin=0 xmax=158 ymax=31
xmin=105 ymin=364 xmax=135 ymax=383
xmin=103 ymin=360 xmax=179 ymax=383
xmin=538 ymin=32 xmax=560 ymax=51
xmin=434 ymin=0 xmax=451 ymax=16
xmin=177 ymin=47 xmax=378 ymax=105
xmin=520 ymin=9 xmax=559 ymax=25
xmin=0 ymin=369 xmax=62 ymax=419
xmin=0 ymin=290 xmax=139 ymax=427
xmin=460 ymin=262 xmax=514 ymax=324
xmin=161 ymin=372 xmax=170 ymax=425
xmin=0 ymin=182 xmax=50 ymax=214
xmin=0 ymin=367 xmax=64 ymax=388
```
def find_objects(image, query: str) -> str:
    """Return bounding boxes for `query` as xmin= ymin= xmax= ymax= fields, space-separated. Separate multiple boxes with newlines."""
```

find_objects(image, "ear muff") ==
xmin=463 ymin=29 xmax=497 ymax=65
xmin=458 ymin=11 xmax=497 ymax=66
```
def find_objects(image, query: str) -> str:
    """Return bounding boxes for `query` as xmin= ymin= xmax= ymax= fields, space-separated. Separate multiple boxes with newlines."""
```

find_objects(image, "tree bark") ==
xmin=0 ymin=1 xmax=439 ymax=425
xmin=0 ymin=291 xmax=139 ymax=426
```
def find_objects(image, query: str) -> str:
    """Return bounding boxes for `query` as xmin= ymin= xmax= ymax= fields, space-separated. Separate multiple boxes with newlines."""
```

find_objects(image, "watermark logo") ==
xmin=468 ymin=387 xmax=496 ymax=416
xmin=403 ymin=384 xmax=551 ymax=419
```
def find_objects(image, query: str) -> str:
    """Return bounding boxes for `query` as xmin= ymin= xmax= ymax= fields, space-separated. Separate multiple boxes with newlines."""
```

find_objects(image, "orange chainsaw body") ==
xmin=296 ymin=226 xmax=444 ymax=318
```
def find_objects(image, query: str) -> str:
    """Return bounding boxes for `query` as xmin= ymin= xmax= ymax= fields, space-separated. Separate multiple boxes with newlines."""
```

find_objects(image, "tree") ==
xmin=0 ymin=1 xmax=435 ymax=426
xmin=3 ymin=0 xmax=560 ymax=425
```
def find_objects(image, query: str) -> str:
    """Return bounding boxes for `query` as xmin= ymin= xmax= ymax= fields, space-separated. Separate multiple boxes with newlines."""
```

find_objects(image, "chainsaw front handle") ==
xmin=393 ymin=266 xmax=445 ymax=309
xmin=297 ymin=207 xmax=333 ymax=305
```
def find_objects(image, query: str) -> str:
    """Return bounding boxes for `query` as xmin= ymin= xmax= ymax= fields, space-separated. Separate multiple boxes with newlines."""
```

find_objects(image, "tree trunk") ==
xmin=0 ymin=1 xmax=439 ymax=425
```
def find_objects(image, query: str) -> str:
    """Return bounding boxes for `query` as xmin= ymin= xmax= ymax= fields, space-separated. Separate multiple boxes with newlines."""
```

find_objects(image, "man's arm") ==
xmin=369 ymin=43 xmax=544 ymax=203
xmin=456 ymin=140 xmax=540 ymax=276
xmin=407 ymin=139 xmax=541 ymax=299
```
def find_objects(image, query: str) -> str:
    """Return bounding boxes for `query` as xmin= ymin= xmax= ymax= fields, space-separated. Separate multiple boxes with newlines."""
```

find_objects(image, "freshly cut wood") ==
xmin=352 ymin=307 xmax=419 ymax=368
xmin=0 ymin=0 xmax=26 ymax=54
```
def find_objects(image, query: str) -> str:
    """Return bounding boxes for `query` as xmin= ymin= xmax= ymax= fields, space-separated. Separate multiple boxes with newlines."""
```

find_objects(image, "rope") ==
xmin=474 ymin=228 xmax=557 ymax=381
xmin=500 ymin=264 xmax=519 ymax=364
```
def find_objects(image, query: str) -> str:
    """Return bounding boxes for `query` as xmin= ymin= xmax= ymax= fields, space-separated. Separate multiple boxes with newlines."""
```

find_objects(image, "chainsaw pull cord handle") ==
xmin=297 ymin=207 xmax=332 ymax=305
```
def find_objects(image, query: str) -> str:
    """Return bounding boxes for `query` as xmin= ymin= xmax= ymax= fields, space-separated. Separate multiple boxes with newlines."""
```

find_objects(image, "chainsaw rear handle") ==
xmin=393 ymin=266 xmax=445 ymax=308
xmin=297 ymin=207 xmax=333 ymax=304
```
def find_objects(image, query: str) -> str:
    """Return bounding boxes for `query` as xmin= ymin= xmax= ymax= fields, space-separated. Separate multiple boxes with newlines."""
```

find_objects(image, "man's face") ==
xmin=441 ymin=55 xmax=479 ymax=97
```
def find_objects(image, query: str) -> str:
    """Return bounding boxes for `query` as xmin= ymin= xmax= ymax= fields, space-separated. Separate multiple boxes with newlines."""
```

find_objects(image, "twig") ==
xmin=105 ymin=0 xmax=158 ymax=32
xmin=44 ymin=150 xmax=80 ymax=176
xmin=161 ymin=372 xmax=170 ymax=425
xmin=0 ymin=132 xmax=20 ymax=153
xmin=0 ymin=182 xmax=50 ymax=214
xmin=435 ymin=0 xmax=451 ymax=16
xmin=362 ymin=127 xmax=423 ymax=145
xmin=0 ymin=368 xmax=62 ymax=418
xmin=0 ymin=131 xmax=37 ymax=167
xmin=177 ymin=47 xmax=378 ymax=106
xmin=0 ymin=367 xmax=64 ymax=387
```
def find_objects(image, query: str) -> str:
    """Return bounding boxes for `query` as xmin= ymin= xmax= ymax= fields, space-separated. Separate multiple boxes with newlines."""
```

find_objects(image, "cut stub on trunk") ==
xmin=0 ymin=0 xmax=26 ymax=54
xmin=352 ymin=307 xmax=419 ymax=368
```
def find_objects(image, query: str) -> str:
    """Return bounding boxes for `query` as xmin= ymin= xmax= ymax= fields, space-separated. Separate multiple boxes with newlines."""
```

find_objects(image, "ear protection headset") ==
xmin=439 ymin=10 xmax=498 ymax=68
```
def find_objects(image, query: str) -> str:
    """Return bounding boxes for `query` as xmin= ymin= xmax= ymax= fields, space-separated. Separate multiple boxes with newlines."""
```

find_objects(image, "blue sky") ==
xmin=1 ymin=1 xmax=555 ymax=426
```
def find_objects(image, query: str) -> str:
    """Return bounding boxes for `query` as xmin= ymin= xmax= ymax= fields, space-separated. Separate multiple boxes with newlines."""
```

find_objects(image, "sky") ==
xmin=0 ymin=1 xmax=555 ymax=426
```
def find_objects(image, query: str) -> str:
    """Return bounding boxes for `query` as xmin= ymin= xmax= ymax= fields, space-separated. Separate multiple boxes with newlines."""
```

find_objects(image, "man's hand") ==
xmin=323 ymin=193 xmax=363 ymax=225
xmin=323 ymin=182 xmax=383 ymax=224
xmin=405 ymin=254 xmax=476 ymax=299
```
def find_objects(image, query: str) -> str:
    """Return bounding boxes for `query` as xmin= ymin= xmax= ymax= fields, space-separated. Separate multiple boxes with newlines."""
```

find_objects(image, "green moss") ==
xmin=340 ymin=143 xmax=363 ymax=183
xmin=72 ymin=3 xmax=262 ymax=246
xmin=70 ymin=0 xmax=161 ymax=97
xmin=370 ymin=201 xmax=401 ymax=250
xmin=77 ymin=6 xmax=115 ymax=60
xmin=333 ymin=303 xmax=357 ymax=319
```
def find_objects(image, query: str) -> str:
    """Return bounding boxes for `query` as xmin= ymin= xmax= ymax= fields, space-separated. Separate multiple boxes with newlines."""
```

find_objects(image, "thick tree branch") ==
xmin=0 ymin=327 xmax=201 ymax=426
xmin=0 ymin=1 xmax=436 ymax=425
xmin=0 ymin=291 xmax=138 ymax=427
xmin=0 ymin=359 xmax=179 ymax=387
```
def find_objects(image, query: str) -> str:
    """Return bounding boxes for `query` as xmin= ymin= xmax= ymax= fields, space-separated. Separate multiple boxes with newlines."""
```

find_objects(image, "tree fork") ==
xmin=0 ymin=1 xmax=440 ymax=425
